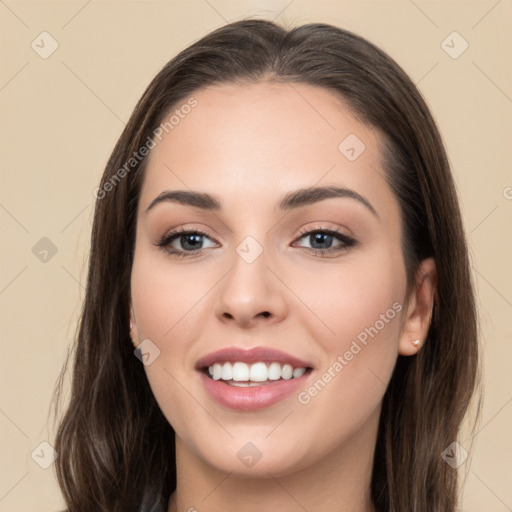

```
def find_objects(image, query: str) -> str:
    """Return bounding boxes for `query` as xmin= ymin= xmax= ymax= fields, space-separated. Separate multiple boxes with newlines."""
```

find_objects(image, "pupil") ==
xmin=181 ymin=234 xmax=202 ymax=250
xmin=311 ymin=232 xmax=332 ymax=249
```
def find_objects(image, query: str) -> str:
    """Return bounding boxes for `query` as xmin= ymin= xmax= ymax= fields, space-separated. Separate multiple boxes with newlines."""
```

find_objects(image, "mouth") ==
xmin=195 ymin=346 xmax=315 ymax=410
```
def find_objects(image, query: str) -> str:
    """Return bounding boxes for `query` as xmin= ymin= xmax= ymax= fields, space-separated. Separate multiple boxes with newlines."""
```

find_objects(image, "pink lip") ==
xmin=195 ymin=346 xmax=313 ymax=369
xmin=195 ymin=346 xmax=314 ymax=411
xmin=198 ymin=371 xmax=312 ymax=411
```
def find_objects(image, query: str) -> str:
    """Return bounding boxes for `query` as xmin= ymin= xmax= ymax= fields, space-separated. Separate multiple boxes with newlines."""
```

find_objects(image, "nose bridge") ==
xmin=215 ymin=234 xmax=287 ymax=325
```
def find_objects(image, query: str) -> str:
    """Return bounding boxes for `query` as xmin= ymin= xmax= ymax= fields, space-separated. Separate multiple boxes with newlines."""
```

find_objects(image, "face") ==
xmin=130 ymin=81 xmax=415 ymax=478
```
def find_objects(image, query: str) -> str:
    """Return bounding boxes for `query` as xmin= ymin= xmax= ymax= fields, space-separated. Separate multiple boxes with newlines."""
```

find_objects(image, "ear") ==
xmin=129 ymin=299 xmax=139 ymax=348
xmin=398 ymin=257 xmax=437 ymax=356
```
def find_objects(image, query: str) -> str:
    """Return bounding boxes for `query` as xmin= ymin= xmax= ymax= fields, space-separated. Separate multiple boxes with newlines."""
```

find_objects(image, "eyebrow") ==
xmin=145 ymin=186 xmax=378 ymax=218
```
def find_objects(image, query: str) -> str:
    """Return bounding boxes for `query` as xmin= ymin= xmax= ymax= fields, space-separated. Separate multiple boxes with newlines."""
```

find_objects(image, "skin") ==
xmin=129 ymin=82 xmax=436 ymax=512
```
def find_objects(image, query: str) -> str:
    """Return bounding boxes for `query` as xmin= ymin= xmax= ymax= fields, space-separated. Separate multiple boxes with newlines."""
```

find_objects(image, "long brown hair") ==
xmin=51 ymin=19 xmax=480 ymax=511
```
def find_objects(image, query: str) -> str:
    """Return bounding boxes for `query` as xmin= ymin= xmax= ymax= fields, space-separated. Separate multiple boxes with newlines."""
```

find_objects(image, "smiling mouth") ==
xmin=202 ymin=361 xmax=314 ymax=387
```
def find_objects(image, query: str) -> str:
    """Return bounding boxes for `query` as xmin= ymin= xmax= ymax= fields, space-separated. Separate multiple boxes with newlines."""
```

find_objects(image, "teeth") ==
xmin=282 ymin=364 xmax=293 ymax=380
xmin=212 ymin=363 xmax=222 ymax=380
xmin=221 ymin=362 xmax=233 ymax=380
xmin=232 ymin=361 xmax=249 ymax=381
xmin=208 ymin=361 xmax=308 ymax=383
xmin=268 ymin=362 xmax=281 ymax=380
xmin=293 ymin=367 xmax=306 ymax=378
xmin=249 ymin=362 xmax=268 ymax=382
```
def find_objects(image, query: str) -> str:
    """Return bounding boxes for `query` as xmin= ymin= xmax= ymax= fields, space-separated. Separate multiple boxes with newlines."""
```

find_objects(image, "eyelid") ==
xmin=156 ymin=225 xmax=220 ymax=248
xmin=292 ymin=224 xmax=356 ymax=250
xmin=294 ymin=223 xmax=352 ymax=239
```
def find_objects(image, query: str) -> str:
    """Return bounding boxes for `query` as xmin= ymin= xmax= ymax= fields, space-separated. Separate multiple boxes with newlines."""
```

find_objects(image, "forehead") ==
xmin=139 ymin=81 xmax=395 ymax=217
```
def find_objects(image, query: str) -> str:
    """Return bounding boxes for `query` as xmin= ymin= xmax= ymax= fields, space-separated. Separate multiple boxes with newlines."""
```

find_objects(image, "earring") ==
xmin=130 ymin=321 xmax=133 ymax=330
xmin=412 ymin=339 xmax=420 ymax=346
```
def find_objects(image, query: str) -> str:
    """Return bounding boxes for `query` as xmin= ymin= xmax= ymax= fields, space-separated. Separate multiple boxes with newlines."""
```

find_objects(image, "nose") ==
xmin=215 ymin=244 xmax=288 ymax=329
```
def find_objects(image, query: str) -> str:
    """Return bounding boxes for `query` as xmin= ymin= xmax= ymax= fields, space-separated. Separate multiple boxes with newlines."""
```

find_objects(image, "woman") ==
xmin=51 ymin=19 xmax=480 ymax=512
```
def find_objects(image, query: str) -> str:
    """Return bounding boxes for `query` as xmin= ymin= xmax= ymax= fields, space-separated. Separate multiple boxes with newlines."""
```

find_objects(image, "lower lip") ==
xmin=199 ymin=371 xmax=311 ymax=411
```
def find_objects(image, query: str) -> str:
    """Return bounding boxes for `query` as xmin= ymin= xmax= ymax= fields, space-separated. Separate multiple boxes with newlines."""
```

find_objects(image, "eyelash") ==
xmin=155 ymin=226 xmax=357 ymax=259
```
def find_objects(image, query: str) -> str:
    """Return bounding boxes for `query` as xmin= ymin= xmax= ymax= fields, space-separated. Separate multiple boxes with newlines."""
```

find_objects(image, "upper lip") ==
xmin=195 ymin=346 xmax=314 ymax=370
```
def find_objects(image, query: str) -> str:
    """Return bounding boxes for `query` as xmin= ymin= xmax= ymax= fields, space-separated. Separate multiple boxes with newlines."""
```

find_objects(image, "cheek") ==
xmin=130 ymin=245 xmax=213 ymax=342
xmin=130 ymin=245 xmax=226 ymax=429
xmin=291 ymin=249 xmax=405 ymax=415
xmin=291 ymin=247 xmax=405 ymax=354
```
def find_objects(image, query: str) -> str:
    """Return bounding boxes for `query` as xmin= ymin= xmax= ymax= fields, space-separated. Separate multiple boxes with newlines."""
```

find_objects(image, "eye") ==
xmin=155 ymin=225 xmax=357 ymax=259
xmin=155 ymin=227 xmax=218 ymax=257
xmin=293 ymin=227 xmax=357 ymax=256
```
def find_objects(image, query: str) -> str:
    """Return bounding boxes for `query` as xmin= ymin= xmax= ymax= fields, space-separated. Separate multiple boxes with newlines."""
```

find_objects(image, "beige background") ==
xmin=1 ymin=1 xmax=511 ymax=511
